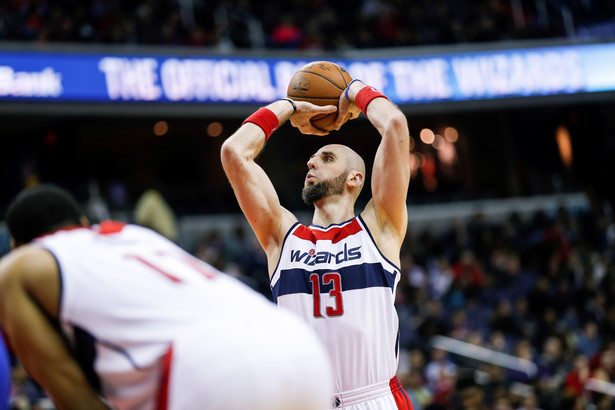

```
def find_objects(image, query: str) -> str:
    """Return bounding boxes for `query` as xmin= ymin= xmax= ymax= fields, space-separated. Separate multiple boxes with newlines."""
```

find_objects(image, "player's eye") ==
xmin=324 ymin=156 xmax=332 ymax=162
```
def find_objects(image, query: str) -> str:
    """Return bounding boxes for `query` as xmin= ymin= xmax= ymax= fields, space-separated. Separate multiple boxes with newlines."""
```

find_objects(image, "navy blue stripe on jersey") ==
xmin=272 ymin=262 xmax=398 ymax=300
xmin=72 ymin=325 xmax=102 ymax=393
xmin=45 ymin=248 xmax=64 ymax=319
xmin=310 ymin=216 xmax=355 ymax=230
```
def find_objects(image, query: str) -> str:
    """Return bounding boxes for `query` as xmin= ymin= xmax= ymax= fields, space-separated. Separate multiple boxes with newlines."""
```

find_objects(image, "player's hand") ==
xmin=334 ymin=88 xmax=361 ymax=131
xmin=290 ymin=101 xmax=337 ymax=136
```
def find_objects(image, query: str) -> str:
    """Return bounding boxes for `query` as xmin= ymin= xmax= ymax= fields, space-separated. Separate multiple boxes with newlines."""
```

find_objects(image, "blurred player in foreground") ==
xmin=0 ymin=184 xmax=332 ymax=410
xmin=221 ymin=78 xmax=413 ymax=409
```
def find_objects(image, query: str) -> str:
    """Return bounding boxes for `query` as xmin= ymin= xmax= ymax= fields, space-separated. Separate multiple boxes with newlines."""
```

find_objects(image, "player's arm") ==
xmin=0 ymin=246 xmax=109 ymax=410
xmin=338 ymin=81 xmax=411 ymax=250
xmin=221 ymin=99 xmax=337 ymax=263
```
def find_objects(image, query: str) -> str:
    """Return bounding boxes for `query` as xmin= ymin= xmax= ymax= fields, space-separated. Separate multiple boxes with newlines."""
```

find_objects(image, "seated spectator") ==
xmin=563 ymin=355 xmax=590 ymax=398
xmin=425 ymin=348 xmax=457 ymax=393
xmin=576 ymin=321 xmax=602 ymax=358
xmin=452 ymin=249 xmax=485 ymax=302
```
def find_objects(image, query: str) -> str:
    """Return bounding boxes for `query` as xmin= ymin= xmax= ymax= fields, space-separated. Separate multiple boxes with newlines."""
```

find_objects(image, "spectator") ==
xmin=563 ymin=355 xmax=590 ymax=398
xmin=425 ymin=348 xmax=457 ymax=393
xmin=451 ymin=249 xmax=486 ymax=302
xmin=575 ymin=321 xmax=602 ymax=358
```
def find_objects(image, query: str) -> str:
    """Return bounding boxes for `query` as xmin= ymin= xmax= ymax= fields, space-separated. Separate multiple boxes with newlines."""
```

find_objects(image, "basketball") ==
xmin=287 ymin=61 xmax=354 ymax=131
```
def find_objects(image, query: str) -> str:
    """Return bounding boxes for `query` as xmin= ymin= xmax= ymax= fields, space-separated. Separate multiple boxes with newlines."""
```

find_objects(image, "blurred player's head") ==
xmin=6 ymin=184 xmax=87 ymax=247
xmin=302 ymin=144 xmax=365 ymax=205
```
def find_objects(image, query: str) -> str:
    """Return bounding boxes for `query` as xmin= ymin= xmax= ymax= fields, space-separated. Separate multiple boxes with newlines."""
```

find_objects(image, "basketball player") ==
xmin=0 ymin=185 xmax=333 ymax=410
xmin=221 ymin=78 xmax=413 ymax=409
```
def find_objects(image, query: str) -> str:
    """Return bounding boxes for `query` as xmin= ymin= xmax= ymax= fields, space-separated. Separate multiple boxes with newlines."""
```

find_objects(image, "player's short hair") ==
xmin=6 ymin=184 xmax=84 ymax=245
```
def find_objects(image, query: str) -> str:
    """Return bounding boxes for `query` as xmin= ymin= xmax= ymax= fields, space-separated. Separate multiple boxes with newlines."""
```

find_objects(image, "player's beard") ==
xmin=302 ymin=171 xmax=348 ymax=205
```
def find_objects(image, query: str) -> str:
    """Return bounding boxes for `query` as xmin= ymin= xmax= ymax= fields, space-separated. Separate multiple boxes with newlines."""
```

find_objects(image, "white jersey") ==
xmin=35 ymin=221 xmax=332 ymax=410
xmin=271 ymin=216 xmax=402 ymax=395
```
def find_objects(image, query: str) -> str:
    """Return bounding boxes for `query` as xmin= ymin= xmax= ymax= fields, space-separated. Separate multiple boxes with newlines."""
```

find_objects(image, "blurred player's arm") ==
xmin=221 ymin=100 xmax=336 ymax=268
xmin=339 ymin=81 xmax=411 ymax=255
xmin=0 ymin=246 xmax=110 ymax=410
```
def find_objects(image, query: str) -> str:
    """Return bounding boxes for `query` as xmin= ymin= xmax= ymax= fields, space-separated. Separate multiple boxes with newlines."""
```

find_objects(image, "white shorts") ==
xmin=331 ymin=377 xmax=413 ymax=410
xmin=166 ymin=307 xmax=333 ymax=410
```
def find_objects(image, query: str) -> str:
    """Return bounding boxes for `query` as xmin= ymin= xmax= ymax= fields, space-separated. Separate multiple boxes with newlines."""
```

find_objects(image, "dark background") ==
xmin=2 ymin=96 xmax=614 ymax=217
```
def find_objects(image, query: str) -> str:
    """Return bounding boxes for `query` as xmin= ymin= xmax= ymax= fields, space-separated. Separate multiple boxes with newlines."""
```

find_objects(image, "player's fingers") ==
xmin=334 ymin=102 xmax=349 ymax=130
xmin=312 ymin=105 xmax=337 ymax=114
xmin=301 ymin=124 xmax=329 ymax=136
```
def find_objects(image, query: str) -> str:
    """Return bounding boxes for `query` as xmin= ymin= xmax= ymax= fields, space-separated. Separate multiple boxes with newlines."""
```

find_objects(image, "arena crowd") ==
xmin=2 ymin=0 xmax=615 ymax=408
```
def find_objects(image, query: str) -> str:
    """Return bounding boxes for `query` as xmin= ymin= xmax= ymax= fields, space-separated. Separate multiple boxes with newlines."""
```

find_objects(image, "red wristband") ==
xmin=354 ymin=86 xmax=387 ymax=116
xmin=242 ymin=107 xmax=279 ymax=140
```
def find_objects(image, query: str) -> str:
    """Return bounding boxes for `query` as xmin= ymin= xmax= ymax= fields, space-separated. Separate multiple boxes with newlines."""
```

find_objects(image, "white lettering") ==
xmin=273 ymin=61 xmax=307 ymax=98
xmin=0 ymin=66 xmax=62 ymax=97
xmin=388 ymin=59 xmax=452 ymax=101
xmin=161 ymin=58 xmax=277 ymax=102
xmin=347 ymin=62 xmax=388 ymax=91
xmin=452 ymin=50 xmax=585 ymax=97
xmin=98 ymin=57 xmax=161 ymax=101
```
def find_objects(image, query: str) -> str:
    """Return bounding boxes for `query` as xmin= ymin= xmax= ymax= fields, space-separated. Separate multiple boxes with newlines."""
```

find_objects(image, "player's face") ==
xmin=302 ymin=171 xmax=348 ymax=205
xmin=302 ymin=147 xmax=348 ymax=205
xmin=304 ymin=147 xmax=346 ymax=185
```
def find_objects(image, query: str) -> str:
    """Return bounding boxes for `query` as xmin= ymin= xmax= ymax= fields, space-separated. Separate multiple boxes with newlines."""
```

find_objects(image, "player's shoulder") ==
xmin=278 ymin=207 xmax=301 ymax=237
xmin=0 ymin=245 xmax=57 ymax=291
xmin=359 ymin=199 xmax=379 ymax=231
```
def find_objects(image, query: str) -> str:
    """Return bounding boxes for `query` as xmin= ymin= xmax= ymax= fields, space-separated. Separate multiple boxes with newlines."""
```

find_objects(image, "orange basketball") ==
xmin=287 ymin=61 xmax=353 ymax=131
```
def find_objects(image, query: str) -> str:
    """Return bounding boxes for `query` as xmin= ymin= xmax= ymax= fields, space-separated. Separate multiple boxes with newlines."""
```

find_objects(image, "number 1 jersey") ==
xmin=271 ymin=215 xmax=402 ymax=394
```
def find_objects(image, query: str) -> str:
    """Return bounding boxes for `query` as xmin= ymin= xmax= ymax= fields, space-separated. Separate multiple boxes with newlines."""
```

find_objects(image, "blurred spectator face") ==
xmin=432 ymin=348 xmax=447 ymax=361
xmin=489 ymin=331 xmax=506 ymax=351
xmin=407 ymin=369 xmax=424 ymax=388
xmin=515 ymin=339 xmax=533 ymax=360
xmin=493 ymin=396 xmax=513 ymax=410
xmin=543 ymin=336 xmax=562 ymax=359
xmin=496 ymin=299 xmax=512 ymax=316
xmin=459 ymin=386 xmax=484 ymax=409
xmin=408 ymin=349 xmax=426 ymax=371
xmin=584 ymin=321 xmax=598 ymax=338
xmin=461 ymin=249 xmax=475 ymax=265
xmin=522 ymin=391 xmax=538 ymax=409
xmin=467 ymin=331 xmax=483 ymax=346
xmin=574 ymin=355 xmax=588 ymax=371
xmin=599 ymin=349 xmax=615 ymax=375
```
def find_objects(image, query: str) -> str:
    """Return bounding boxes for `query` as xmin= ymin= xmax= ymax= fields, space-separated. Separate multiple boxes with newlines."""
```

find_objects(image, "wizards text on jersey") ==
xmin=289 ymin=243 xmax=361 ymax=266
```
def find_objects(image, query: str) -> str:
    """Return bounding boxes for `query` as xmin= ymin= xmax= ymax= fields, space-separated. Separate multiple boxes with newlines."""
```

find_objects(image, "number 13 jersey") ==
xmin=271 ymin=216 xmax=402 ymax=394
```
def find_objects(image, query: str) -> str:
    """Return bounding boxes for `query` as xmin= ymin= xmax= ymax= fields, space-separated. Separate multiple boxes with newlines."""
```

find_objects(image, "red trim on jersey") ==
xmin=155 ymin=345 xmax=173 ymax=410
xmin=125 ymin=255 xmax=183 ymax=283
xmin=292 ymin=219 xmax=362 ymax=244
xmin=390 ymin=376 xmax=413 ymax=409
xmin=96 ymin=220 xmax=127 ymax=234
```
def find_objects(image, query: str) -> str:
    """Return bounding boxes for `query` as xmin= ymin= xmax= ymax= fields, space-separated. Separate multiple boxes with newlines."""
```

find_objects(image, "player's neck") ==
xmin=311 ymin=197 xmax=355 ymax=227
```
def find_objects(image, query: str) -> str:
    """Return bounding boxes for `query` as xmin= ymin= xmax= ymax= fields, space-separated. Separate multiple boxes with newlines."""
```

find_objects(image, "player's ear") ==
xmin=348 ymin=171 xmax=364 ymax=188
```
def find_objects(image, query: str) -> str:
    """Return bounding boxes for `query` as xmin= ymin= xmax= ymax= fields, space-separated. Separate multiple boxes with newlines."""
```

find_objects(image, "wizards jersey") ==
xmin=271 ymin=215 xmax=402 ymax=394
xmin=34 ymin=222 xmax=334 ymax=409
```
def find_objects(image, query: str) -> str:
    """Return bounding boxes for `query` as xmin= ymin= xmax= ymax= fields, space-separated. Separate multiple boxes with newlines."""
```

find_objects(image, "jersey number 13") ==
xmin=310 ymin=273 xmax=344 ymax=318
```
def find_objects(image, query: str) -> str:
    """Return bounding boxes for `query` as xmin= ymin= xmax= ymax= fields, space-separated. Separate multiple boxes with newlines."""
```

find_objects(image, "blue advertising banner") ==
xmin=0 ymin=43 xmax=614 ymax=105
